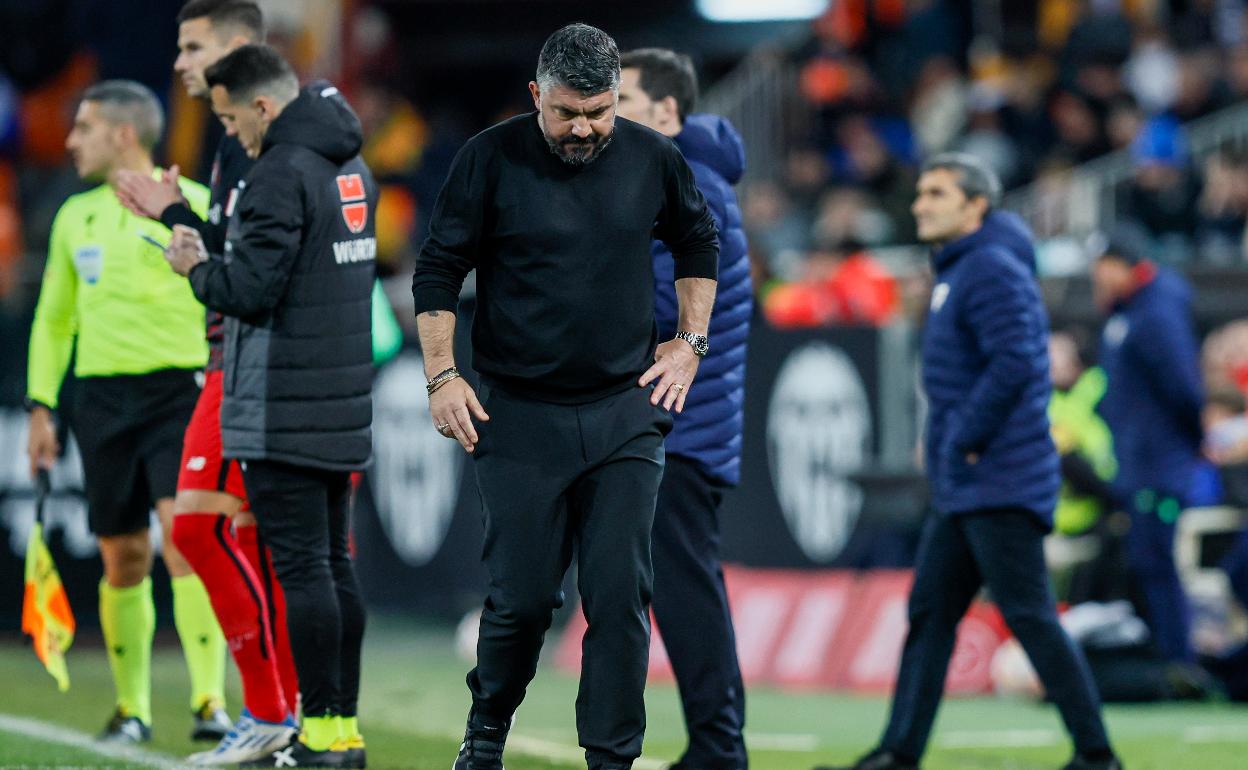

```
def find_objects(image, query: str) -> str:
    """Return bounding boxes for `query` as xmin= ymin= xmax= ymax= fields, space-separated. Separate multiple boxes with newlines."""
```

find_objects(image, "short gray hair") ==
xmin=920 ymin=152 xmax=1002 ymax=208
xmin=82 ymin=80 xmax=164 ymax=150
xmin=536 ymin=23 xmax=620 ymax=95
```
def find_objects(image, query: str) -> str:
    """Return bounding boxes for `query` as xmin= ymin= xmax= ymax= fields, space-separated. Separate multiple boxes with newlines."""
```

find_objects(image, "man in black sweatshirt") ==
xmin=412 ymin=23 xmax=719 ymax=770
xmin=166 ymin=44 xmax=376 ymax=769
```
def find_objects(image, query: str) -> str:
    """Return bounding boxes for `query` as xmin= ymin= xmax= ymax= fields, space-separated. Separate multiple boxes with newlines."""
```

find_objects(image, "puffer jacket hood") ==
xmin=984 ymin=210 xmax=1038 ymax=274
xmin=675 ymin=113 xmax=745 ymax=186
xmin=262 ymin=80 xmax=363 ymax=164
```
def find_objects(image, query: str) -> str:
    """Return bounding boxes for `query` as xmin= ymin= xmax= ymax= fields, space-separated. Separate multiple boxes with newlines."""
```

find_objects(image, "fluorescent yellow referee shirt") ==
xmin=27 ymin=171 xmax=210 ymax=409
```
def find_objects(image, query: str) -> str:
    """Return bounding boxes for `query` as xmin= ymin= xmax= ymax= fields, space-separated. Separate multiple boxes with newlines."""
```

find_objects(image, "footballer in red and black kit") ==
xmin=161 ymin=134 xmax=250 ymax=377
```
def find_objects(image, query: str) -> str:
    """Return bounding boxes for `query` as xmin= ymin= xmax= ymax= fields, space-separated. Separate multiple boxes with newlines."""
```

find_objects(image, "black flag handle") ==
xmin=34 ymin=468 xmax=50 ymax=527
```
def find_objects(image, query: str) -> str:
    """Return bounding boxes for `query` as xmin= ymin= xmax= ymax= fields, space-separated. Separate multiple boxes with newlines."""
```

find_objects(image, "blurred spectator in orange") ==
xmin=762 ymin=238 xmax=898 ymax=328
xmin=357 ymin=81 xmax=429 ymax=178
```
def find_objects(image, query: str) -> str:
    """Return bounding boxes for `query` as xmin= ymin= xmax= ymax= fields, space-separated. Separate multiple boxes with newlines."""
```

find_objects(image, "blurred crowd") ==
xmin=748 ymin=0 xmax=1248 ymax=328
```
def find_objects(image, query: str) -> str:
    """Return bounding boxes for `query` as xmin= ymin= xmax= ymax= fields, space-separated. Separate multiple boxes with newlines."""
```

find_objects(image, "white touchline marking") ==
xmin=744 ymin=732 xmax=822 ymax=751
xmin=0 ymin=712 xmax=188 ymax=768
xmin=1183 ymin=725 xmax=1248 ymax=743
xmin=506 ymin=734 xmax=667 ymax=768
xmin=937 ymin=729 xmax=1061 ymax=749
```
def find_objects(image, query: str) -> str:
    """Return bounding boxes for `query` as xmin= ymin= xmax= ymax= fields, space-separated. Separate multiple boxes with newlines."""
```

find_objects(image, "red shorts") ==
xmin=177 ymin=370 xmax=249 ymax=507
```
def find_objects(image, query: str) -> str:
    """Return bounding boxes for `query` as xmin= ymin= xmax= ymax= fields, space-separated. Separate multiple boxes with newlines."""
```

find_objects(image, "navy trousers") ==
xmin=880 ymin=508 xmax=1110 ymax=761
xmin=651 ymin=455 xmax=747 ymax=769
xmin=1126 ymin=493 xmax=1193 ymax=662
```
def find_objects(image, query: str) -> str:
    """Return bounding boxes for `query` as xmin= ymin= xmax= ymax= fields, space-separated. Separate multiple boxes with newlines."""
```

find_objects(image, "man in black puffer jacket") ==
xmin=166 ymin=44 xmax=376 ymax=768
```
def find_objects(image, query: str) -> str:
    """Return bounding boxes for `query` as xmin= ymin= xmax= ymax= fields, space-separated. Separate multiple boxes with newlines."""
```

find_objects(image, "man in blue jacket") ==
xmin=1093 ymin=236 xmax=1204 ymax=663
xmin=818 ymin=154 xmax=1119 ymax=770
xmin=618 ymin=48 xmax=752 ymax=770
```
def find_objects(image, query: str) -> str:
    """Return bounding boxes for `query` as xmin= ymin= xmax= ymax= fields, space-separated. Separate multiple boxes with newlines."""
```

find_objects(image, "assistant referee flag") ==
xmin=21 ymin=470 xmax=75 ymax=691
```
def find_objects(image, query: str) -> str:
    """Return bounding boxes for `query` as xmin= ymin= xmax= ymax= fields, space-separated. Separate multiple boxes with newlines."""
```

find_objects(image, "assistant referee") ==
xmin=26 ymin=80 xmax=227 ymax=743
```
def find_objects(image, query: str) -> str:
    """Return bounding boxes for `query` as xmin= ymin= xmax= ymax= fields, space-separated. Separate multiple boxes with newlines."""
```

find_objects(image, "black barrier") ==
xmin=717 ymin=322 xmax=924 ymax=569
xmin=351 ymin=312 xmax=926 ymax=618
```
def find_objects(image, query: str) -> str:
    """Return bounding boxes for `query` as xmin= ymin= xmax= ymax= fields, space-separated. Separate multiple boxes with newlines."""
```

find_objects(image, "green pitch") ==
xmin=1 ymin=617 xmax=1245 ymax=769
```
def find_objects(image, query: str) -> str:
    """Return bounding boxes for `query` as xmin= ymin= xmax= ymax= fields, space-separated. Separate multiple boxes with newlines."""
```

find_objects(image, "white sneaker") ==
xmin=185 ymin=709 xmax=298 ymax=765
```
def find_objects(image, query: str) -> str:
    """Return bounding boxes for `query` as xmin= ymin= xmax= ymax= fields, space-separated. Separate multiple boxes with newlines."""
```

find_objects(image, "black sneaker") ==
xmin=97 ymin=708 xmax=151 ymax=744
xmin=190 ymin=699 xmax=232 ymax=742
xmin=240 ymin=736 xmax=350 ymax=768
xmin=813 ymin=748 xmax=919 ymax=770
xmin=1061 ymin=754 xmax=1123 ymax=770
xmin=452 ymin=713 xmax=509 ymax=770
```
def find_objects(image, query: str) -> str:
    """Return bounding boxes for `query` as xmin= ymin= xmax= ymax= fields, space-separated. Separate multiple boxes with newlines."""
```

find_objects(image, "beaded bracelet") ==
xmin=426 ymin=366 xmax=462 ymax=395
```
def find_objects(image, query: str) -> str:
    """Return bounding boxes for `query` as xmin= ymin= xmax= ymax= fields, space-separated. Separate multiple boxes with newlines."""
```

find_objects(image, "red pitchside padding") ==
xmin=553 ymin=565 xmax=1010 ymax=694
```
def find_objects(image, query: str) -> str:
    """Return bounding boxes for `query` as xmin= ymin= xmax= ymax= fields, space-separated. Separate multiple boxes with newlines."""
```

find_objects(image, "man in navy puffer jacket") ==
xmin=819 ymin=154 xmax=1119 ymax=770
xmin=1094 ymin=236 xmax=1204 ymax=663
xmin=619 ymin=49 xmax=751 ymax=770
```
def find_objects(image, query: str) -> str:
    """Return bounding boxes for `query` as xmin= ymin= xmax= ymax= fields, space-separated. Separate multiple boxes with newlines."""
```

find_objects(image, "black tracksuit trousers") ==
xmin=467 ymin=382 xmax=671 ymax=765
xmin=243 ymin=459 xmax=367 ymax=719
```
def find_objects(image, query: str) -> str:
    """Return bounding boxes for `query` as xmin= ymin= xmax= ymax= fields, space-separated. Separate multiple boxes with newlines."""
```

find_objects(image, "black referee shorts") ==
xmin=69 ymin=368 xmax=200 ymax=537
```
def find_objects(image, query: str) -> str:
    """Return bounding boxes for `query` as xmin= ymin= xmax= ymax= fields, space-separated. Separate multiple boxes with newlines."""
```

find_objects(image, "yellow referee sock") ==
xmin=302 ymin=716 xmax=339 ymax=751
xmin=171 ymin=573 xmax=227 ymax=711
xmin=336 ymin=714 xmax=362 ymax=743
xmin=99 ymin=577 xmax=155 ymax=725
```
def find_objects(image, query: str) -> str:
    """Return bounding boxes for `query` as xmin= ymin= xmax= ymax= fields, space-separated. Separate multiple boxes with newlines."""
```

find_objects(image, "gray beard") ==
xmin=545 ymin=130 xmax=615 ymax=167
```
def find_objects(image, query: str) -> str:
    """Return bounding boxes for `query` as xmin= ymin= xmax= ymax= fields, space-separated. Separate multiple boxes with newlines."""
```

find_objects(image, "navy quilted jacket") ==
xmin=653 ymin=114 xmax=753 ymax=485
xmin=1098 ymin=268 xmax=1204 ymax=502
xmin=921 ymin=213 xmax=1059 ymax=526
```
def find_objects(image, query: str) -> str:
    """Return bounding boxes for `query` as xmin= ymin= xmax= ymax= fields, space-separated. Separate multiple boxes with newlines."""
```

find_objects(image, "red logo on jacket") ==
xmin=336 ymin=174 xmax=368 ymax=234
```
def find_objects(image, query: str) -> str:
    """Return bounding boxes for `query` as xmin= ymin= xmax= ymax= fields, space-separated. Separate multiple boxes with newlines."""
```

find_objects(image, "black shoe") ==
xmin=1061 ymin=754 xmax=1123 ymax=770
xmin=97 ymin=708 xmax=151 ymax=744
xmin=240 ymin=737 xmax=350 ymax=768
xmin=452 ymin=713 xmax=509 ymax=770
xmin=813 ymin=748 xmax=918 ymax=770
xmin=190 ymin=700 xmax=232 ymax=742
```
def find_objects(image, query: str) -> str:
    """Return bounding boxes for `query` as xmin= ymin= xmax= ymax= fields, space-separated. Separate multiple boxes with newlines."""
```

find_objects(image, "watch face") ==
xmin=694 ymin=338 xmax=709 ymax=356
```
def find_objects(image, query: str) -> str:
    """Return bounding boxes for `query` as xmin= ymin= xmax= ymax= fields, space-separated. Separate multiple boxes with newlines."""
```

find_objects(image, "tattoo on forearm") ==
xmin=428 ymin=310 xmax=440 ymax=317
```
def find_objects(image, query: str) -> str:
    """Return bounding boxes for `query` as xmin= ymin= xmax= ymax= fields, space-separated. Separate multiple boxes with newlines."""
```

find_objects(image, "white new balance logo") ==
xmin=273 ymin=746 xmax=297 ymax=767
xmin=186 ymin=456 xmax=207 ymax=471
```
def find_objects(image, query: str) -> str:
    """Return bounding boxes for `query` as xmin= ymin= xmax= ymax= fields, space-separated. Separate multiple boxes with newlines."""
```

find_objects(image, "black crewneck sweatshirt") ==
xmin=412 ymin=112 xmax=719 ymax=403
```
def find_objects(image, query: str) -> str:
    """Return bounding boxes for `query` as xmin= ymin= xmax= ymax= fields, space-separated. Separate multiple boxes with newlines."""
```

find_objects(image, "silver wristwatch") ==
xmin=675 ymin=331 xmax=709 ymax=357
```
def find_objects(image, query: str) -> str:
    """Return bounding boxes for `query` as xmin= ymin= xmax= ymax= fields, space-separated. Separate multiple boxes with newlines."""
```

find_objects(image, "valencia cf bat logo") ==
xmin=336 ymin=173 xmax=368 ymax=234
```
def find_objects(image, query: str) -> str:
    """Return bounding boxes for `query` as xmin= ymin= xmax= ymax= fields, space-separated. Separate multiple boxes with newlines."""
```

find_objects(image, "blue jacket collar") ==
xmin=930 ymin=210 xmax=1037 ymax=273
xmin=674 ymin=114 xmax=745 ymax=184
